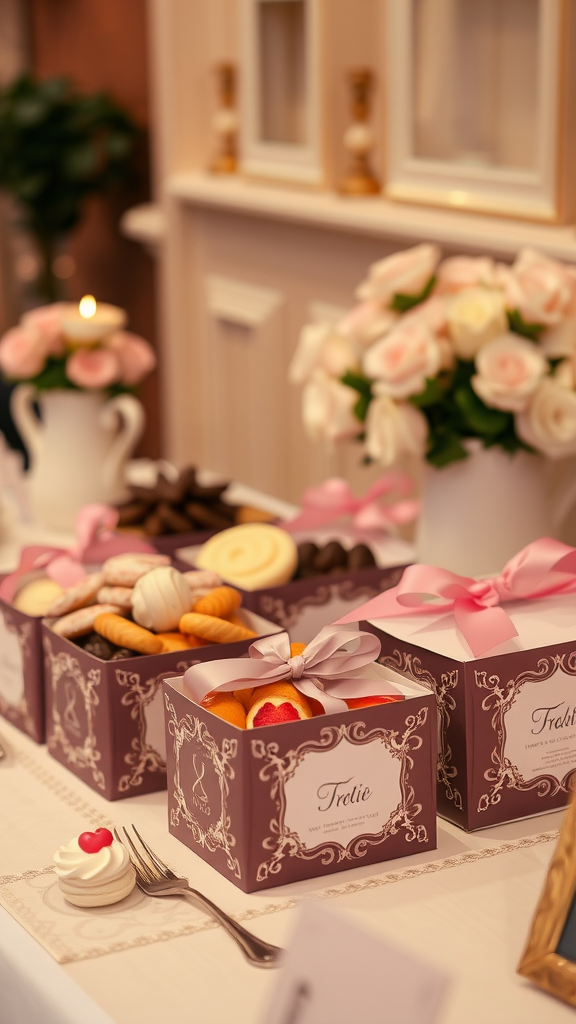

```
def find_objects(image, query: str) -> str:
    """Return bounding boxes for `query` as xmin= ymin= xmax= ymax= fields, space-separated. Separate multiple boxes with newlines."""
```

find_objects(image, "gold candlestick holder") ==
xmin=209 ymin=63 xmax=238 ymax=175
xmin=339 ymin=68 xmax=380 ymax=196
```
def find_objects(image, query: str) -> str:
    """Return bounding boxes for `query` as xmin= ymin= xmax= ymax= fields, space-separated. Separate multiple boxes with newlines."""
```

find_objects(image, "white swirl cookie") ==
xmin=51 ymin=603 xmax=124 ymax=639
xmin=53 ymin=828 xmax=136 ymax=908
xmin=102 ymin=553 xmax=170 ymax=587
xmin=46 ymin=572 xmax=105 ymax=617
xmin=195 ymin=523 xmax=297 ymax=590
xmin=131 ymin=566 xmax=192 ymax=633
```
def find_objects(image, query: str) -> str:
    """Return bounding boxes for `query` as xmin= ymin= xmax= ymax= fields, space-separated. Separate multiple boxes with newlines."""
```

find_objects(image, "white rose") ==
xmin=471 ymin=333 xmax=548 ymax=413
xmin=289 ymin=322 xmax=358 ymax=385
xmin=337 ymin=300 xmax=398 ymax=349
xmin=447 ymin=288 xmax=508 ymax=360
xmin=516 ymin=379 xmax=576 ymax=458
xmin=499 ymin=248 xmax=575 ymax=326
xmin=301 ymin=369 xmax=360 ymax=442
xmin=356 ymin=243 xmax=441 ymax=305
xmin=365 ymin=393 xmax=428 ymax=467
xmin=436 ymin=256 xmax=497 ymax=295
xmin=362 ymin=316 xmax=442 ymax=399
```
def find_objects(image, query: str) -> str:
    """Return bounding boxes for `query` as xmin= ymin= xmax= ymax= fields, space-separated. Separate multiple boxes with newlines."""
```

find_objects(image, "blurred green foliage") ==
xmin=0 ymin=75 xmax=138 ymax=300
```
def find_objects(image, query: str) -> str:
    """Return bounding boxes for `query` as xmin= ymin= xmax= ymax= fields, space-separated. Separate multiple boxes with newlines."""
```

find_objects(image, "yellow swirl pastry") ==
xmin=195 ymin=523 xmax=297 ymax=590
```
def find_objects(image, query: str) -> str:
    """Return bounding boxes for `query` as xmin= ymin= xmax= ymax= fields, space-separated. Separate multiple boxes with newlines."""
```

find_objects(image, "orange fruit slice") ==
xmin=201 ymin=692 xmax=246 ymax=728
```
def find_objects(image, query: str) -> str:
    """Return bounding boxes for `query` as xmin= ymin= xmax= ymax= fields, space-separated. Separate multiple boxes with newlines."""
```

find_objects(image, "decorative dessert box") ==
xmin=163 ymin=661 xmax=437 ymax=893
xmin=360 ymin=591 xmax=576 ymax=831
xmin=43 ymin=611 xmax=282 ymax=800
xmin=0 ymin=583 xmax=45 ymax=742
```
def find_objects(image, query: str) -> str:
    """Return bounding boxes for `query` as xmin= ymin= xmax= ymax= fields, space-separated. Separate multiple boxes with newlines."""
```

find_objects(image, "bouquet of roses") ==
xmin=0 ymin=303 xmax=155 ymax=393
xmin=289 ymin=244 xmax=576 ymax=467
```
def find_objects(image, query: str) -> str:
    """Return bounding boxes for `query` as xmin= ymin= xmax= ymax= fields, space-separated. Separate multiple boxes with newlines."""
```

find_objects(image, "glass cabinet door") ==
xmin=385 ymin=0 xmax=564 ymax=220
xmin=240 ymin=0 xmax=323 ymax=184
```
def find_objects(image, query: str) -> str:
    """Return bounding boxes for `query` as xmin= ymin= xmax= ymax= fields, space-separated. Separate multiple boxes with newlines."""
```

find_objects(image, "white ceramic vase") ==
xmin=11 ymin=386 xmax=145 ymax=530
xmin=416 ymin=440 xmax=576 ymax=577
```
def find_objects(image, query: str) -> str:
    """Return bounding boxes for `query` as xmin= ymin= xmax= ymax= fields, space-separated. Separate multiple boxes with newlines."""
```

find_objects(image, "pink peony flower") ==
xmin=21 ymin=303 xmax=66 ymax=357
xmin=0 ymin=326 xmax=47 ymax=379
xmin=108 ymin=331 xmax=156 ymax=385
xmin=66 ymin=348 xmax=120 ymax=389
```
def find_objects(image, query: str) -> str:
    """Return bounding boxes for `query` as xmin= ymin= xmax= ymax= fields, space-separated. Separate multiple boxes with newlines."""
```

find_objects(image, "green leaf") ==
xmin=454 ymin=383 xmax=510 ymax=436
xmin=390 ymin=275 xmax=436 ymax=313
xmin=353 ymin=392 xmax=372 ymax=423
xmin=410 ymin=376 xmax=445 ymax=408
xmin=30 ymin=357 xmax=76 ymax=391
xmin=340 ymin=370 xmax=372 ymax=396
xmin=507 ymin=309 xmax=544 ymax=342
xmin=426 ymin=432 xmax=468 ymax=468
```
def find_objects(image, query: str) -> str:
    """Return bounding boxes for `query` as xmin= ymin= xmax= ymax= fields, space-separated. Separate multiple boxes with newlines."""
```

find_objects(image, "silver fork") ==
xmin=116 ymin=825 xmax=283 ymax=969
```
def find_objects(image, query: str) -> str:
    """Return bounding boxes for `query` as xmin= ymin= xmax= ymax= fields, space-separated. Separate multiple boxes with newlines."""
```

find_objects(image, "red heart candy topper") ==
xmin=78 ymin=828 xmax=114 ymax=854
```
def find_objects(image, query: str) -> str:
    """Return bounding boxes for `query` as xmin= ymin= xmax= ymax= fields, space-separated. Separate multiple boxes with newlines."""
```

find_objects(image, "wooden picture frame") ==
xmin=518 ymin=794 xmax=576 ymax=1005
xmin=383 ymin=0 xmax=568 ymax=222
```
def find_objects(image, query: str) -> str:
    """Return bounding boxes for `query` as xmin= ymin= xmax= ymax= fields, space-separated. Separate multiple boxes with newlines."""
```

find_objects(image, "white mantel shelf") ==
xmin=167 ymin=172 xmax=576 ymax=262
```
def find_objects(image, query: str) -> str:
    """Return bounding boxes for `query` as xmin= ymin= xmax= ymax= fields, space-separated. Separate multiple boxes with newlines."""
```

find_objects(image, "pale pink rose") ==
xmin=435 ymin=256 xmax=497 ymax=295
xmin=365 ymin=393 xmax=428 ymax=467
xmin=356 ymin=243 xmax=441 ymax=305
xmin=471 ymin=334 xmax=547 ymax=413
xmin=66 ymin=348 xmax=120 ymax=389
xmin=497 ymin=248 xmax=575 ymax=325
xmin=301 ymin=369 xmax=359 ymax=442
xmin=362 ymin=317 xmax=442 ymax=399
xmin=447 ymin=288 xmax=508 ymax=360
xmin=0 ymin=326 xmax=47 ymax=379
xmin=21 ymin=303 xmax=66 ymax=356
xmin=108 ymin=331 xmax=156 ymax=385
xmin=289 ymin=322 xmax=358 ymax=385
xmin=405 ymin=295 xmax=448 ymax=336
xmin=337 ymin=301 xmax=398 ymax=348
xmin=541 ymin=318 xmax=576 ymax=359
xmin=516 ymin=379 xmax=576 ymax=458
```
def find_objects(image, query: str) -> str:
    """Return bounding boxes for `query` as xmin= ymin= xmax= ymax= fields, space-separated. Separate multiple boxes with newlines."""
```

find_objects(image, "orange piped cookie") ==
xmin=179 ymin=612 xmax=257 ymax=644
xmin=94 ymin=613 xmax=162 ymax=655
xmin=246 ymin=682 xmax=313 ymax=729
xmin=201 ymin=692 xmax=246 ymax=729
xmin=193 ymin=586 xmax=241 ymax=619
xmin=156 ymin=632 xmax=196 ymax=653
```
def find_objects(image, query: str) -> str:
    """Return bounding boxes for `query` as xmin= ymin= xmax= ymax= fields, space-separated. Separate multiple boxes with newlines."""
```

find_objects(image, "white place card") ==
xmin=259 ymin=902 xmax=449 ymax=1024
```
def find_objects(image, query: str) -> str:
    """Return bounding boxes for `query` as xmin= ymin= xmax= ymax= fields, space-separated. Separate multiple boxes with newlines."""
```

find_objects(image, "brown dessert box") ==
xmin=0 ymin=584 xmax=45 ymax=742
xmin=42 ymin=611 xmax=282 ymax=800
xmin=358 ymin=592 xmax=576 ymax=830
xmin=163 ymin=664 xmax=437 ymax=893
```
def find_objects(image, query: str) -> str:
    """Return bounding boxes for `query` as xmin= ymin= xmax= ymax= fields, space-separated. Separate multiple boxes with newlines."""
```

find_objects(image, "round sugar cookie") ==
xmin=13 ymin=577 xmax=64 ymax=617
xmin=46 ymin=572 xmax=105 ymax=617
xmin=195 ymin=523 xmax=297 ymax=591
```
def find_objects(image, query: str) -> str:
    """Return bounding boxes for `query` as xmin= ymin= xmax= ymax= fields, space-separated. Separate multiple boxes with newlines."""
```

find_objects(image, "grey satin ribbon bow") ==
xmin=182 ymin=625 xmax=388 ymax=714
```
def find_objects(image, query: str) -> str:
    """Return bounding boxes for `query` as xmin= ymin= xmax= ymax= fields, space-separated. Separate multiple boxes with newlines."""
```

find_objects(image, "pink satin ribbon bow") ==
xmin=336 ymin=537 xmax=576 ymax=658
xmin=182 ymin=625 xmax=398 ymax=714
xmin=282 ymin=473 xmax=419 ymax=534
xmin=0 ymin=503 xmax=154 ymax=604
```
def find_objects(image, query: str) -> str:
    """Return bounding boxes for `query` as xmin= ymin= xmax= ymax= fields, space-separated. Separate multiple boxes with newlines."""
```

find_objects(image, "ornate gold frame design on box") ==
xmin=44 ymin=638 xmax=105 ymax=791
xmin=518 ymin=793 xmax=576 ymax=1004
xmin=380 ymin=649 xmax=462 ymax=811
xmin=252 ymin=710 xmax=430 ymax=883
xmin=476 ymin=652 xmax=576 ymax=814
xmin=165 ymin=693 xmax=241 ymax=879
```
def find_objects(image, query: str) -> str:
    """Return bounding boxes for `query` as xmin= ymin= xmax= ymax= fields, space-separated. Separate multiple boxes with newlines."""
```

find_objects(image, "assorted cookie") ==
xmin=45 ymin=554 xmax=257 ymax=660
xmin=115 ymin=465 xmax=275 ymax=537
xmin=194 ymin=524 xmax=378 ymax=589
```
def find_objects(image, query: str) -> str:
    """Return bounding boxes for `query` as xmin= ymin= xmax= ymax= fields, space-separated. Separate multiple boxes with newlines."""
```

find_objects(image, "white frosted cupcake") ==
xmin=53 ymin=828 xmax=136 ymax=907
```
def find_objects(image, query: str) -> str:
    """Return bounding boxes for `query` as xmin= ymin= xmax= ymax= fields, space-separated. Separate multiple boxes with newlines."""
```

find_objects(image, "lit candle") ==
xmin=61 ymin=295 xmax=127 ymax=344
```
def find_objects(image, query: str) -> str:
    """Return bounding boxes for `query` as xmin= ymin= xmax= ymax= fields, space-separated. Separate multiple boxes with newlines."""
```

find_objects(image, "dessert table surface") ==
xmin=0 ymin=478 xmax=572 ymax=1024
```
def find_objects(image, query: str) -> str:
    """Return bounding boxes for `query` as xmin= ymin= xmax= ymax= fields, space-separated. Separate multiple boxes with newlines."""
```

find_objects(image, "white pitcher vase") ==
xmin=416 ymin=440 xmax=576 ymax=577
xmin=11 ymin=386 xmax=145 ymax=530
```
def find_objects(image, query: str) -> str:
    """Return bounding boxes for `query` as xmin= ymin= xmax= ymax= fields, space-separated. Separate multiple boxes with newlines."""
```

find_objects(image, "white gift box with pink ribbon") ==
xmin=340 ymin=538 xmax=576 ymax=830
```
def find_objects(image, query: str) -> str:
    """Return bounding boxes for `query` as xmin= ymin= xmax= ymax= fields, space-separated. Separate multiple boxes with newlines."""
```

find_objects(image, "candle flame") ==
xmin=79 ymin=295 xmax=97 ymax=319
